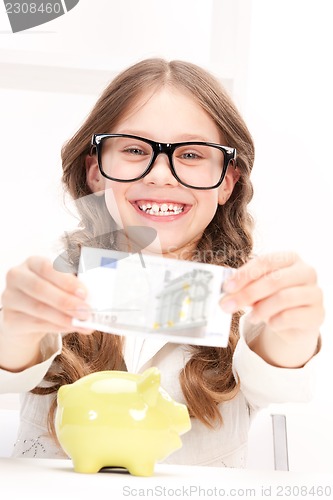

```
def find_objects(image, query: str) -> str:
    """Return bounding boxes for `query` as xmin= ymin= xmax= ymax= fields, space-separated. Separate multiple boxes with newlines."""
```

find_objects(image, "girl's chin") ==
xmin=141 ymin=239 xmax=196 ymax=260
xmin=118 ymin=225 xmax=201 ymax=259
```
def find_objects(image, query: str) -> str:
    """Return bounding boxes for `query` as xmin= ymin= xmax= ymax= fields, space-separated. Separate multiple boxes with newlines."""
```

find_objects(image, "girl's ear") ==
xmin=218 ymin=162 xmax=240 ymax=205
xmin=85 ymin=154 xmax=106 ymax=195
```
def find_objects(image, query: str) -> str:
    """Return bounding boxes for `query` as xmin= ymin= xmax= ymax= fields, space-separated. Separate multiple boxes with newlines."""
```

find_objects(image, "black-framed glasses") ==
xmin=91 ymin=133 xmax=236 ymax=190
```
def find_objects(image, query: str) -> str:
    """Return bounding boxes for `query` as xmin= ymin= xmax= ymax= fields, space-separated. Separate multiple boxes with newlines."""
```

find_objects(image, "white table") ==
xmin=0 ymin=458 xmax=332 ymax=499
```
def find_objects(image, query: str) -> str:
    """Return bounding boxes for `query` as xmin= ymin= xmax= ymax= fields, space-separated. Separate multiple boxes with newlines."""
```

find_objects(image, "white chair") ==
xmin=247 ymin=408 xmax=277 ymax=470
xmin=247 ymin=402 xmax=333 ymax=473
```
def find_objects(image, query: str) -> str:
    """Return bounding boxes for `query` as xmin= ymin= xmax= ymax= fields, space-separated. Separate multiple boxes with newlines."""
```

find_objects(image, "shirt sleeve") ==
xmin=0 ymin=333 xmax=62 ymax=394
xmin=232 ymin=315 xmax=321 ymax=411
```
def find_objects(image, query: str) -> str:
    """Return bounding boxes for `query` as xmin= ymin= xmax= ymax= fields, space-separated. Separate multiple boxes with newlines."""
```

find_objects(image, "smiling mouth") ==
xmin=136 ymin=201 xmax=185 ymax=216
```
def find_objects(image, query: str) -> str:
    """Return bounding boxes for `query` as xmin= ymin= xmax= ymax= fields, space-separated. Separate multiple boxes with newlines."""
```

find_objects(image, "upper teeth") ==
xmin=139 ymin=202 xmax=184 ymax=215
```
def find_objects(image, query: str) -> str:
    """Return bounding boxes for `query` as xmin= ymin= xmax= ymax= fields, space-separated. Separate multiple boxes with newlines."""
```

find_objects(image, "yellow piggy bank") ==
xmin=55 ymin=367 xmax=191 ymax=476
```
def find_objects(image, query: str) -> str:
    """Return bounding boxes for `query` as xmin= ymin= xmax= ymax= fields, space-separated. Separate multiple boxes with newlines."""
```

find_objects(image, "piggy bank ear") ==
xmin=138 ymin=367 xmax=161 ymax=406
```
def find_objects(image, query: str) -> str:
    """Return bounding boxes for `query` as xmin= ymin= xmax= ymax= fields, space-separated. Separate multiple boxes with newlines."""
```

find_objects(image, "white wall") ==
xmin=0 ymin=0 xmax=332 ymax=433
xmin=245 ymin=0 xmax=333 ymax=407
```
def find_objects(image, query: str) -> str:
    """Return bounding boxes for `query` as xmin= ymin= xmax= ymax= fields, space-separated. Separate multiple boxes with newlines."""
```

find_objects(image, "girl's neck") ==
xmin=114 ymin=229 xmax=197 ymax=261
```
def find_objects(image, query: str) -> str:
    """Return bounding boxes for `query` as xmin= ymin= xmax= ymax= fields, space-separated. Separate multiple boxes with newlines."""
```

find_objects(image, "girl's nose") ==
xmin=142 ymin=154 xmax=179 ymax=187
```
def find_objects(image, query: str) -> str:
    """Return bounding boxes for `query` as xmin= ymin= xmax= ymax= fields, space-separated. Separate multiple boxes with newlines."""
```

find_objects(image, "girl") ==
xmin=0 ymin=59 xmax=324 ymax=468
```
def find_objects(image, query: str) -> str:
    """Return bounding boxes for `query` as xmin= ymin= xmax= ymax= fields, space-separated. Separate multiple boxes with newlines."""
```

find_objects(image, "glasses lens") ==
xmin=173 ymin=144 xmax=225 ymax=188
xmin=100 ymin=136 xmax=153 ymax=180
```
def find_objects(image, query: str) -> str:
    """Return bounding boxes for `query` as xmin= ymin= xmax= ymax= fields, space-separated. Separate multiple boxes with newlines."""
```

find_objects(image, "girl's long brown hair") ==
xmin=32 ymin=59 xmax=255 ymax=437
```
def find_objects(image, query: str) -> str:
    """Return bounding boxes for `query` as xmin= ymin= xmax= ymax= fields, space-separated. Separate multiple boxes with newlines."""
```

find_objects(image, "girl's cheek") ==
xmin=104 ymin=187 xmax=124 ymax=226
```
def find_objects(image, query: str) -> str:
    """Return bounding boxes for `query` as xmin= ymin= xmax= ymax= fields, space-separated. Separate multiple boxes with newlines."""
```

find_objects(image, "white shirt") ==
xmin=0 ymin=317 xmax=319 ymax=468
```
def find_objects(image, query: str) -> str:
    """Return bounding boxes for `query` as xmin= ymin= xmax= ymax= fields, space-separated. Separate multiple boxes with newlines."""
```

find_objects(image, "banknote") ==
xmin=73 ymin=247 xmax=234 ymax=347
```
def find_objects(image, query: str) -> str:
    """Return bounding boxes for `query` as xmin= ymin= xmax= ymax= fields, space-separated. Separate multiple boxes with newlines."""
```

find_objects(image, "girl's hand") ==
xmin=0 ymin=256 xmax=94 ymax=371
xmin=220 ymin=252 xmax=324 ymax=366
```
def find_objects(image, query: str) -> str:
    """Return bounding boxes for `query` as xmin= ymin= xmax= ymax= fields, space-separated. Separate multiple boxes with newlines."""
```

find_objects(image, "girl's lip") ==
xmin=134 ymin=199 xmax=189 ymax=206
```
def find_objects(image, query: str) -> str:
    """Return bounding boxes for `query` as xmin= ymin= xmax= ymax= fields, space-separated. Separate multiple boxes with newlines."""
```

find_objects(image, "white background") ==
xmin=0 ymin=0 xmax=332 ymax=469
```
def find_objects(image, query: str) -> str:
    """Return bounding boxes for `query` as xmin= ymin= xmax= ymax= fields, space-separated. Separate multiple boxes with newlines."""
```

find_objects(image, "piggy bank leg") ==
xmin=71 ymin=456 xmax=104 ymax=474
xmin=127 ymin=460 xmax=155 ymax=477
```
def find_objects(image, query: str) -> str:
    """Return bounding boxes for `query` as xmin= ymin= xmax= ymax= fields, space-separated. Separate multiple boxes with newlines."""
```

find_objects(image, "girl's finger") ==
xmin=5 ymin=257 xmax=85 ymax=298
xmin=221 ymin=260 xmax=318 ymax=312
xmin=7 ymin=265 xmax=90 ymax=318
xmin=26 ymin=256 xmax=86 ymax=297
xmin=267 ymin=305 xmax=325 ymax=333
xmin=223 ymin=252 xmax=302 ymax=294
xmin=2 ymin=288 xmax=91 ymax=328
xmin=2 ymin=309 xmax=94 ymax=337
xmin=249 ymin=285 xmax=324 ymax=325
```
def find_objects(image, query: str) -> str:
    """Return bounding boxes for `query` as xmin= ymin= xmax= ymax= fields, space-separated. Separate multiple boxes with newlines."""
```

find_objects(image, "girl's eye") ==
xmin=181 ymin=152 xmax=200 ymax=160
xmin=123 ymin=146 xmax=146 ymax=156
xmin=177 ymin=149 xmax=204 ymax=161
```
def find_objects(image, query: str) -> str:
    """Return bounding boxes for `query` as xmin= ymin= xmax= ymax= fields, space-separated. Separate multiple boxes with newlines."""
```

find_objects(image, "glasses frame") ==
xmin=91 ymin=133 xmax=237 ymax=190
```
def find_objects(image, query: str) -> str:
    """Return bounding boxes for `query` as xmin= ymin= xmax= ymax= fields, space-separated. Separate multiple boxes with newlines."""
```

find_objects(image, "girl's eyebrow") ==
xmin=114 ymin=129 xmax=214 ymax=143
xmin=173 ymin=134 xmax=214 ymax=143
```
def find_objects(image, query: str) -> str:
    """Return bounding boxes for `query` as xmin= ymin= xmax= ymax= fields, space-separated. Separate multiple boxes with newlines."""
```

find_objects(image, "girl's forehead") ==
xmin=125 ymin=84 xmax=209 ymax=116
xmin=114 ymin=86 xmax=220 ymax=139
xmin=119 ymin=88 xmax=161 ymax=120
